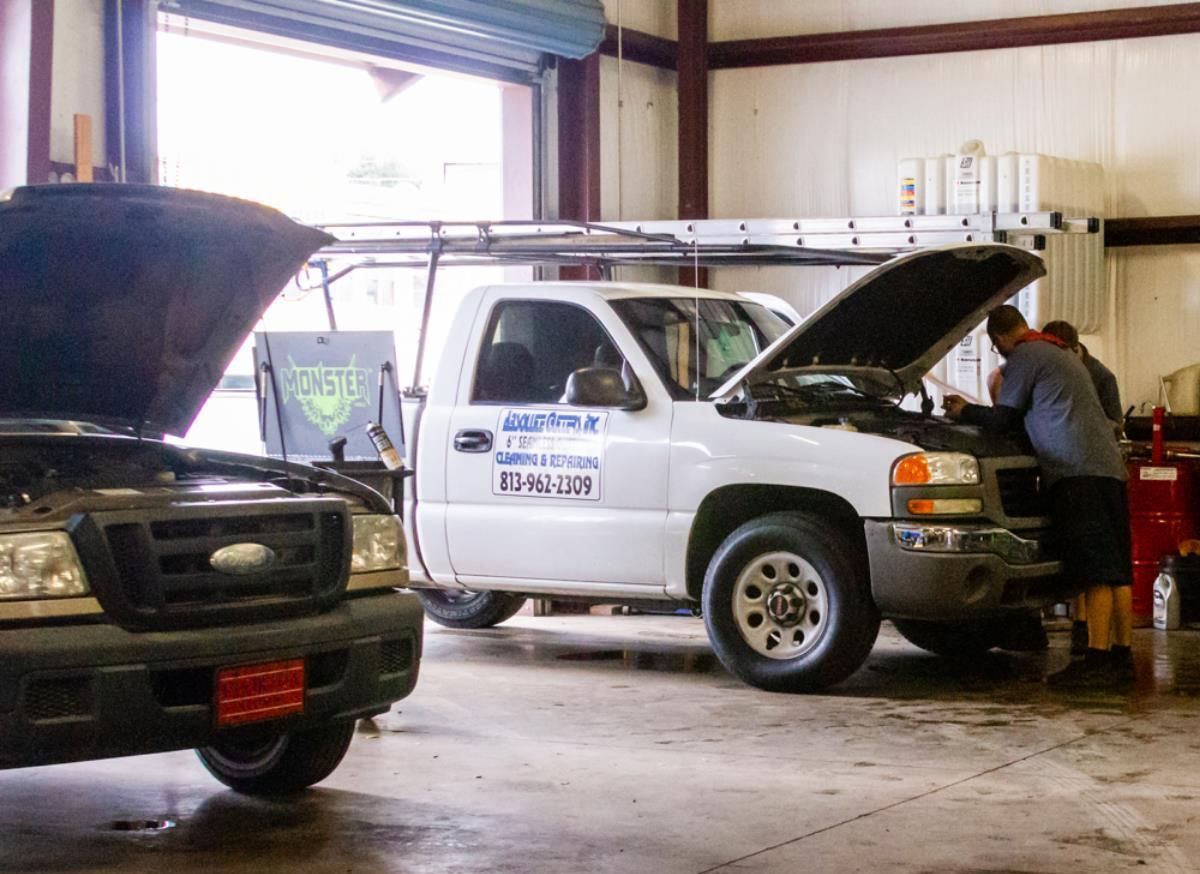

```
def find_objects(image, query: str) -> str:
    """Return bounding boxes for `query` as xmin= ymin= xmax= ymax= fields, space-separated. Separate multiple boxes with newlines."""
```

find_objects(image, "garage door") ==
xmin=161 ymin=0 xmax=606 ymax=81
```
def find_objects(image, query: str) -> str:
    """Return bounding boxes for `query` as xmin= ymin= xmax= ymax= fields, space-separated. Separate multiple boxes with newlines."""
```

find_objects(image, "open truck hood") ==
xmin=0 ymin=184 xmax=331 ymax=435
xmin=713 ymin=244 xmax=1046 ymax=400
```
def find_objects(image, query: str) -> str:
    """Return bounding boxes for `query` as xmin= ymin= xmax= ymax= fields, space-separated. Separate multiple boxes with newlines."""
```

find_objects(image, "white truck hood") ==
xmin=712 ymin=244 xmax=1046 ymax=400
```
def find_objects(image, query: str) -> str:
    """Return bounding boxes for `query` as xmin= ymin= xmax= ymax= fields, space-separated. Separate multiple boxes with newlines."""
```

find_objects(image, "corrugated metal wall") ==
xmin=702 ymin=0 xmax=1200 ymax=410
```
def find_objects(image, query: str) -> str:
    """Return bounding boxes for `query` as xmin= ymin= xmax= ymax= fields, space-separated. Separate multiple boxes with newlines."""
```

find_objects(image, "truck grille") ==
xmin=995 ymin=467 xmax=1048 ymax=519
xmin=77 ymin=498 xmax=350 ymax=629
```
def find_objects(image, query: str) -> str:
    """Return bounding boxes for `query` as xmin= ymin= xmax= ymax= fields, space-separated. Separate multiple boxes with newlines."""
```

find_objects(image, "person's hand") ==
xmin=942 ymin=394 xmax=968 ymax=420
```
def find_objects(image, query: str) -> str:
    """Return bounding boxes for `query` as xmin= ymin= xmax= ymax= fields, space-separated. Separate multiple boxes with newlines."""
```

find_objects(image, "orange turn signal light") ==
xmin=906 ymin=498 xmax=983 ymax=515
xmin=893 ymin=455 xmax=931 ymax=485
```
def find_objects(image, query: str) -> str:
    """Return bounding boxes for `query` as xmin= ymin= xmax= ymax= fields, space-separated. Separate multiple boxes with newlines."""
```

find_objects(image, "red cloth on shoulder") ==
xmin=1012 ymin=330 xmax=1072 ymax=350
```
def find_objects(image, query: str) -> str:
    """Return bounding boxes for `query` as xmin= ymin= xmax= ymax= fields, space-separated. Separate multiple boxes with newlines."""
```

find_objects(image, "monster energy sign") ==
xmin=254 ymin=332 xmax=403 ymax=462
xmin=280 ymin=354 xmax=370 ymax=436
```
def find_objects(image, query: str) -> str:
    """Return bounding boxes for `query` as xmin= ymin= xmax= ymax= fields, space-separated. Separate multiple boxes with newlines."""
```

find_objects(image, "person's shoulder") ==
xmin=1085 ymin=353 xmax=1116 ymax=380
xmin=1013 ymin=340 xmax=1061 ymax=366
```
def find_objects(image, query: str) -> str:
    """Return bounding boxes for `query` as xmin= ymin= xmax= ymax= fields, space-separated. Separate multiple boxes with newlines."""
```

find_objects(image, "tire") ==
xmin=197 ymin=721 xmax=356 ymax=795
xmin=417 ymin=589 xmax=526 ymax=629
xmin=891 ymin=617 xmax=1002 ymax=657
xmin=702 ymin=512 xmax=880 ymax=693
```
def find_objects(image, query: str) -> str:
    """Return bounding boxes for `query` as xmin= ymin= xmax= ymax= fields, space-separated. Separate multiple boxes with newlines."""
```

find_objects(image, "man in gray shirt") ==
xmin=944 ymin=306 xmax=1133 ymax=689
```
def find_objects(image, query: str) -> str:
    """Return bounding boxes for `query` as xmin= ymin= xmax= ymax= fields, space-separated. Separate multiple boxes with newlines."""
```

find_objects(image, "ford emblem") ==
xmin=210 ymin=543 xmax=276 ymax=576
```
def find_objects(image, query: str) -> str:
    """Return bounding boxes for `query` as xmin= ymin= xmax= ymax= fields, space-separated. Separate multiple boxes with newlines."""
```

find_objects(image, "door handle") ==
xmin=453 ymin=429 xmax=493 ymax=453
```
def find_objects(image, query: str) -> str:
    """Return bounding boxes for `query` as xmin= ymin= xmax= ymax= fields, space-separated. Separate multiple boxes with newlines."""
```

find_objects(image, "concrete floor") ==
xmin=4 ymin=615 xmax=1200 ymax=873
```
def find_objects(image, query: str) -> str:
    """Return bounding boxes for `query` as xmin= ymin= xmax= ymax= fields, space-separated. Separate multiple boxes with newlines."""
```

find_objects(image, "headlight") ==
xmin=892 ymin=452 xmax=980 ymax=486
xmin=0 ymin=532 xmax=90 ymax=600
xmin=351 ymin=515 xmax=405 ymax=573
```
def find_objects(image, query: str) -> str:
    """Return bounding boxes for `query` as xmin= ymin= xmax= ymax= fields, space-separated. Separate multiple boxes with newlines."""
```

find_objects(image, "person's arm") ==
xmin=959 ymin=402 xmax=1024 ymax=431
xmin=941 ymin=394 xmax=1023 ymax=431
xmin=986 ymin=367 xmax=1004 ymax=404
xmin=944 ymin=350 xmax=1031 ymax=431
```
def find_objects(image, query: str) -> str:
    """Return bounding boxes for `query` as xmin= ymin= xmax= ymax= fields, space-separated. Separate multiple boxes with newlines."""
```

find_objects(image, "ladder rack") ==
xmin=302 ymin=212 xmax=1101 ymax=391
xmin=311 ymin=211 xmax=1098 ymax=273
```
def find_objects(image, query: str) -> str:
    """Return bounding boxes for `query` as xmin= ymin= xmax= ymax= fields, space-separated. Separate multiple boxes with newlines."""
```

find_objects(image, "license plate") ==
xmin=215 ymin=659 xmax=306 ymax=728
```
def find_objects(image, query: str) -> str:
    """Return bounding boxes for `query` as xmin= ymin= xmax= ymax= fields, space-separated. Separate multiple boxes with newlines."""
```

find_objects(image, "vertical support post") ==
xmin=556 ymin=52 xmax=601 ymax=280
xmin=410 ymin=240 xmax=442 ymax=394
xmin=105 ymin=0 xmax=154 ymax=183
xmin=318 ymin=260 xmax=337 ymax=331
xmin=27 ymin=0 xmax=53 ymax=185
xmin=677 ymin=0 xmax=709 ymax=288
xmin=0 ymin=0 xmax=53 ymax=188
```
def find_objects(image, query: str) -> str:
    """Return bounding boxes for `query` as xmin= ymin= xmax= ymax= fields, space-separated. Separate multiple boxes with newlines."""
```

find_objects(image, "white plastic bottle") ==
xmin=897 ymin=158 xmax=924 ymax=215
xmin=1154 ymin=572 xmax=1182 ymax=630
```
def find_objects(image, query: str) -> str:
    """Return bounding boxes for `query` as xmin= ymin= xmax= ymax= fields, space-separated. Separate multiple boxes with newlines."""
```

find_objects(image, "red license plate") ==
xmin=215 ymin=659 xmax=306 ymax=728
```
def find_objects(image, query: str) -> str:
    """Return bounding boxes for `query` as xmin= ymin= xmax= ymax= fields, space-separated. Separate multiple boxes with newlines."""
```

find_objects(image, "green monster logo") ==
xmin=280 ymin=355 xmax=371 ymax=436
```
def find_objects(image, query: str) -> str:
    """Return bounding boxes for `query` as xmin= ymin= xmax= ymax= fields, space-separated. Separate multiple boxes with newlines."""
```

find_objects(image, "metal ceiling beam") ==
xmin=708 ymin=3 xmax=1200 ymax=68
xmin=598 ymin=24 xmax=677 ymax=70
xmin=1105 ymin=216 xmax=1200 ymax=247
xmin=594 ymin=5 xmax=1200 ymax=71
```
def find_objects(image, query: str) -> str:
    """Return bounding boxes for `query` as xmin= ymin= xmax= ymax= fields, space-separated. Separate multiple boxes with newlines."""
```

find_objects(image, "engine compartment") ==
xmin=721 ymin=397 xmax=1033 ymax=458
xmin=0 ymin=433 xmax=364 ymax=515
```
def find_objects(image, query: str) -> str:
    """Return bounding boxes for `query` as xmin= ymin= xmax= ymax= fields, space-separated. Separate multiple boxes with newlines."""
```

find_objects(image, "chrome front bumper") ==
xmin=865 ymin=521 xmax=1068 ymax=620
xmin=891 ymin=522 xmax=1047 ymax=564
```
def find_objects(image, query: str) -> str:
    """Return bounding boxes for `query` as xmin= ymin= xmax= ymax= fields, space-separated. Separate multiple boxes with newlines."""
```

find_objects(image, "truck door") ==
xmin=443 ymin=295 xmax=671 ymax=589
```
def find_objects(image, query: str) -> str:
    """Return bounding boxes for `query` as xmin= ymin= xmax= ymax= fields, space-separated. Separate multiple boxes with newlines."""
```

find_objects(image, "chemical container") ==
xmin=1157 ymin=554 xmax=1200 ymax=625
xmin=897 ymin=158 xmax=924 ymax=215
xmin=1127 ymin=459 xmax=1200 ymax=620
xmin=1153 ymin=571 xmax=1181 ymax=629
xmin=923 ymin=155 xmax=949 ymax=215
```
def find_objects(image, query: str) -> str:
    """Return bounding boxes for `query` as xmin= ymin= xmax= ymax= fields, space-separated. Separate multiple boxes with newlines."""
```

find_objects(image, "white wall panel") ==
xmin=1111 ymin=248 xmax=1200 ymax=411
xmin=50 ymin=0 xmax=107 ymax=168
xmin=708 ymin=25 xmax=1200 ymax=411
xmin=601 ymin=0 xmax=677 ymax=40
xmin=599 ymin=55 xmax=677 ymax=222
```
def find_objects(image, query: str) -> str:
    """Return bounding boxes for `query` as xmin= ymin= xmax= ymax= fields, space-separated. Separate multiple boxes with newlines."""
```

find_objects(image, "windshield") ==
xmin=611 ymin=298 xmax=789 ymax=400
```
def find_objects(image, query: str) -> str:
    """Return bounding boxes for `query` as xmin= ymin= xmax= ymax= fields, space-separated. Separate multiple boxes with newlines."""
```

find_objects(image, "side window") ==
xmin=472 ymin=301 xmax=619 ymax=404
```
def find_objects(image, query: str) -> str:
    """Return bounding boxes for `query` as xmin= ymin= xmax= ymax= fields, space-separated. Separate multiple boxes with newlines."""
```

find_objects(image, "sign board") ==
xmin=492 ymin=408 xmax=607 ymax=501
xmin=254 ymin=331 xmax=402 ymax=463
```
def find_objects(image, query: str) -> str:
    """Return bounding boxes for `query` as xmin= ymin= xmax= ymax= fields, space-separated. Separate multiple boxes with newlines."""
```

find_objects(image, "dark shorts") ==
xmin=1050 ymin=476 xmax=1133 ymax=587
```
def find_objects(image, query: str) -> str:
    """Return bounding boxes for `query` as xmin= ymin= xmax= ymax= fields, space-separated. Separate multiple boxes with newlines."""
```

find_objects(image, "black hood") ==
xmin=0 ymin=184 xmax=332 ymax=435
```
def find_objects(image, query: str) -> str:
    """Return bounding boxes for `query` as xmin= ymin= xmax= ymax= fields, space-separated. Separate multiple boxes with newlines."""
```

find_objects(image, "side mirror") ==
xmin=565 ymin=367 xmax=646 ymax=410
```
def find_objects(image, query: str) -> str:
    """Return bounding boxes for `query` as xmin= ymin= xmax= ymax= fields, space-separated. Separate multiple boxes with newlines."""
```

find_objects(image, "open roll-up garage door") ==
xmin=160 ymin=0 xmax=606 ymax=81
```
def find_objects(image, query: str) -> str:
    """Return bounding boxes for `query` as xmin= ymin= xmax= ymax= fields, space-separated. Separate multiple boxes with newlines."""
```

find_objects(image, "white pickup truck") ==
xmin=400 ymin=244 xmax=1071 ymax=692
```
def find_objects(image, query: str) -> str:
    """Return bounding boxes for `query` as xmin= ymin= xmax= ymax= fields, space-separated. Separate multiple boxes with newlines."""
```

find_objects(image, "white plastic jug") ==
xmin=897 ymin=158 xmax=924 ymax=215
xmin=1154 ymin=572 xmax=1182 ymax=630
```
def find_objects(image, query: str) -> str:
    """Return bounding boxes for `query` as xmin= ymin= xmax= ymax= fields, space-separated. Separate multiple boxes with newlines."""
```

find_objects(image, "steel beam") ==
xmin=708 ymin=3 xmax=1200 ymax=68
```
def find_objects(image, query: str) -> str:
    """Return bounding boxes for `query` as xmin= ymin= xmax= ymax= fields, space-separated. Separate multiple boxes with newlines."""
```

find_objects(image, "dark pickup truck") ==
xmin=0 ymin=184 xmax=422 ymax=793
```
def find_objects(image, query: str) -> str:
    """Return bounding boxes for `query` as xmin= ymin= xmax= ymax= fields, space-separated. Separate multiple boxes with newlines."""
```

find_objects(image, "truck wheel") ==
xmin=891 ymin=618 xmax=1002 ymax=657
xmin=197 ymin=721 xmax=355 ymax=795
xmin=417 ymin=590 xmax=526 ymax=629
xmin=702 ymin=512 xmax=879 ymax=693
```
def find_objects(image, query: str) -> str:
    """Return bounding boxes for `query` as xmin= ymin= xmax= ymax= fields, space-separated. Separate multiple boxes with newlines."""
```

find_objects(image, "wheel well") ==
xmin=685 ymin=485 xmax=864 ymax=601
